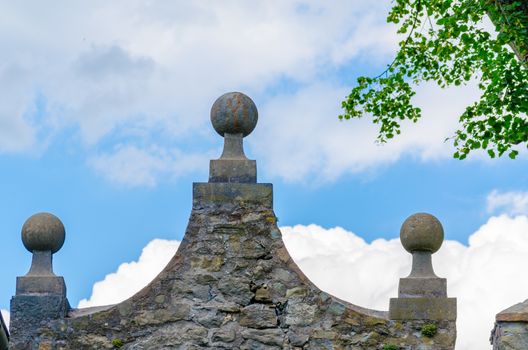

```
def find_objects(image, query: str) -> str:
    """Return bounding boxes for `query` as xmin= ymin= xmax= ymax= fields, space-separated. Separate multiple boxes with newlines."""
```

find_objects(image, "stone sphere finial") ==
xmin=211 ymin=92 xmax=258 ymax=137
xmin=400 ymin=213 xmax=444 ymax=253
xmin=22 ymin=212 xmax=65 ymax=254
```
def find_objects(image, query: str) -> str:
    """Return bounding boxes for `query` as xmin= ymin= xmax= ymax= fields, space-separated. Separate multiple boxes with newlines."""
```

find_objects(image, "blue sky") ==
xmin=1 ymin=2 xmax=528 ymax=349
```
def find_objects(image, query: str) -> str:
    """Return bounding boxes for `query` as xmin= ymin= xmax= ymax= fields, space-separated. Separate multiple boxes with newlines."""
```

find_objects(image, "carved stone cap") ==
xmin=211 ymin=92 xmax=258 ymax=137
xmin=22 ymin=212 xmax=65 ymax=254
xmin=496 ymin=299 xmax=528 ymax=322
xmin=400 ymin=212 xmax=444 ymax=254
xmin=209 ymin=92 xmax=258 ymax=183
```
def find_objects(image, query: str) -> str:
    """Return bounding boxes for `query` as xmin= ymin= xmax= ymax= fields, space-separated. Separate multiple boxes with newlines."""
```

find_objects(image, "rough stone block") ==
xmin=212 ymin=327 xmax=236 ymax=343
xmin=10 ymin=294 xmax=69 ymax=342
xmin=492 ymin=321 xmax=528 ymax=350
xmin=240 ymin=304 xmax=278 ymax=329
xmin=285 ymin=302 xmax=317 ymax=326
xmin=240 ymin=328 xmax=285 ymax=347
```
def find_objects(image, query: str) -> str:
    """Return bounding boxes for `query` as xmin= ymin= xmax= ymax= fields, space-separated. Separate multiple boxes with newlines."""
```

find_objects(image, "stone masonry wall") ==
xmin=10 ymin=184 xmax=455 ymax=350
xmin=9 ymin=92 xmax=456 ymax=350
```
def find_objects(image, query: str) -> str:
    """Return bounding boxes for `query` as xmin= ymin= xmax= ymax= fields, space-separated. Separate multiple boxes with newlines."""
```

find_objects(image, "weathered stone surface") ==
xmin=0 ymin=312 xmax=7 ymax=350
xmin=492 ymin=299 xmax=528 ymax=349
xmin=240 ymin=304 xmax=277 ymax=329
xmin=133 ymin=302 xmax=190 ymax=325
xmin=496 ymin=299 xmax=528 ymax=322
xmin=398 ymin=277 xmax=447 ymax=298
xmin=284 ymin=301 xmax=317 ymax=326
xmin=390 ymin=213 xmax=456 ymax=324
xmin=288 ymin=329 xmax=310 ymax=347
xmin=193 ymin=182 xmax=273 ymax=208
xmin=211 ymin=327 xmax=236 ymax=343
xmin=218 ymin=276 xmax=254 ymax=306
xmin=389 ymin=297 xmax=457 ymax=320
xmin=254 ymin=285 xmax=272 ymax=303
xmin=10 ymin=294 xmax=70 ymax=345
xmin=16 ymin=275 xmax=67 ymax=295
xmin=10 ymin=186 xmax=456 ymax=350
xmin=210 ymin=92 xmax=258 ymax=137
xmin=21 ymin=212 xmax=65 ymax=254
xmin=492 ymin=321 xmax=528 ymax=349
xmin=400 ymin=213 xmax=444 ymax=254
xmin=241 ymin=328 xmax=285 ymax=346
xmin=210 ymin=158 xmax=257 ymax=183
xmin=286 ymin=286 xmax=306 ymax=299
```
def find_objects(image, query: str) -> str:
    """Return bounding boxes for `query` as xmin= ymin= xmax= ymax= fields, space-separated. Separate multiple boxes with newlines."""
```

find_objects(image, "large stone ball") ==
xmin=400 ymin=213 xmax=444 ymax=253
xmin=210 ymin=92 xmax=258 ymax=137
xmin=21 ymin=212 xmax=65 ymax=254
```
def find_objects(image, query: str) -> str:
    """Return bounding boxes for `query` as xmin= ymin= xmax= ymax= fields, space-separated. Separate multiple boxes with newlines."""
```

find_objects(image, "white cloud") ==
xmin=88 ymin=144 xmax=210 ymax=187
xmin=252 ymin=80 xmax=481 ymax=183
xmin=80 ymin=216 xmax=528 ymax=349
xmin=281 ymin=224 xmax=408 ymax=306
xmin=282 ymin=217 xmax=528 ymax=350
xmin=0 ymin=1 xmax=498 ymax=185
xmin=0 ymin=63 xmax=37 ymax=153
xmin=78 ymin=239 xmax=180 ymax=307
xmin=0 ymin=309 xmax=8 ymax=329
xmin=0 ymin=1 xmax=406 ymax=185
xmin=0 ymin=1 xmax=398 ymax=146
xmin=487 ymin=190 xmax=528 ymax=216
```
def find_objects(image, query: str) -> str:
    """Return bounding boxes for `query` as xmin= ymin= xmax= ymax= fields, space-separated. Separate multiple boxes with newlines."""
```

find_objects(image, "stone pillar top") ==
xmin=22 ymin=212 xmax=65 ymax=254
xmin=389 ymin=212 xmax=456 ymax=321
xmin=209 ymin=92 xmax=258 ymax=183
xmin=12 ymin=213 xmax=70 ymax=340
xmin=195 ymin=92 xmax=272 ymax=207
xmin=16 ymin=212 xmax=68 ymax=295
xmin=400 ymin=212 xmax=444 ymax=254
xmin=211 ymin=92 xmax=258 ymax=138
xmin=399 ymin=212 xmax=444 ymax=280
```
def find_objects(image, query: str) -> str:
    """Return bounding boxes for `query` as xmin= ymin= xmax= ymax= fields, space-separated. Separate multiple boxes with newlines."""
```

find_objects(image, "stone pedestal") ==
xmin=9 ymin=213 xmax=70 ymax=346
xmin=389 ymin=297 xmax=457 ymax=320
xmin=209 ymin=159 xmax=257 ymax=183
xmin=391 ymin=274 xmax=456 ymax=321
xmin=389 ymin=213 xmax=457 ymax=322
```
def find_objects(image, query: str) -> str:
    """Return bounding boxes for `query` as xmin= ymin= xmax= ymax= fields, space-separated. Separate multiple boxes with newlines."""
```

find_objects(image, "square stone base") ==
xmin=398 ymin=277 xmax=447 ymax=298
xmin=10 ymin=294 xmax=70 ymax=340
xmin=209 ymin=159 xmax=256 ymax=183
xmin=389 ymin=297 xmax=456 ymax=320
xmin=16 ymin=276 xmax=66 ymax=295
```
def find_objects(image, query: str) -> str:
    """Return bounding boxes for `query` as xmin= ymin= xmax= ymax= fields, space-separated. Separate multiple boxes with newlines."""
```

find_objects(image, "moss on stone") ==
xmin=421 ymin=323 xmax=438 ymax=338
xmin=112 ymin=338 xmax=124 ymax=348
xmin=383 ymin=344 xmax=399 ymax=350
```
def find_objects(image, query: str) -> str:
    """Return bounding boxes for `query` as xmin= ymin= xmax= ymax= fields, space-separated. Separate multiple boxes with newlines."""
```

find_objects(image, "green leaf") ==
xmin=339 ymin=0 xmax=528 ymax=161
